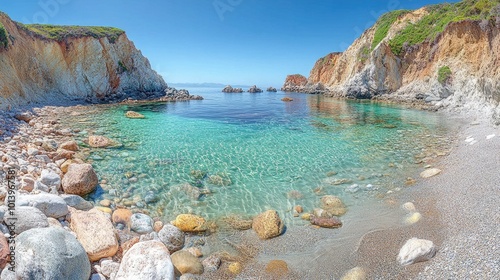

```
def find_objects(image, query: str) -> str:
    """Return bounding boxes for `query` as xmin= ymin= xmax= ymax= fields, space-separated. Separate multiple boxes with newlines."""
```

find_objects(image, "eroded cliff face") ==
xmin=295 ymin=6 xmax=500 ymax=122
xmin=0 ymin=13 xmax=167 ymax=109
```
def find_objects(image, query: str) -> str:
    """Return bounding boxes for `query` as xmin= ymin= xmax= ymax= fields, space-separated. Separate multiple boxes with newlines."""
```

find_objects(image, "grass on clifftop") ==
xmin=18 ymin=24 xmax=125 ymax=43
xmin=0 ymin=22 xmax=8 ymax=48
xmin=371 ymin=9 xmax=410 ymax=50
xmin=389 ymin=0 xmax=500 ymax=55
xmin=438 ymin=66 xmax=452 ymax=84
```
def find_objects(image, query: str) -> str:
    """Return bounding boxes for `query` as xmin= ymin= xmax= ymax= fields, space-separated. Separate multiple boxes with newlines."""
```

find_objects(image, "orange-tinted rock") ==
xmin=252 ymin=210 xmax=284 ymax=239
xmin=171 ymin=214 xmax=206 ymax=232
xmin=265 ymin=260 xmax=289 ymax=277
xmin=112 ymin=208 xmax=133 ymax=225
xmin=0 ymin=235 xmax=10 ymax=269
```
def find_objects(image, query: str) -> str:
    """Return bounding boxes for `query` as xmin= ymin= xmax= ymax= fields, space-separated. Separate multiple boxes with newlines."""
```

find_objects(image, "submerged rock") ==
xmin=125 ymin=111 xmax=145 ymax=119
xmin=252 ymin=210 xmax=284 ymax=239
xmin=171 ymin=214 xmax=206 ymax=232
xmin=171 ymin=250 xmax=204 ymax=275
xmin=281 ymin=97 xmax=294 ymax=102
xmin=265 ymin=260 xmax=289 ymax=277
xmin=397 ymin=238 xmax=437 ymax=266
xmin=310 ymin=215 xmax=342 ymax=228
xmin=320 ymin=195 xmax=347 ymax=216
xmin=88 ymin=135 xmax=120 ymax=148
xmin=202 ymin=254 xmax=221 ymax=272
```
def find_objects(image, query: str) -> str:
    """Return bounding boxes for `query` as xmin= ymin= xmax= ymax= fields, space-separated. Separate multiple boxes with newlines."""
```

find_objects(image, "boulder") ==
xmin=171 ymin=214 xmax=206 ymax=232
xmin=70 ymin=208 xmax=119 ymax=262
xmin=114 ymin=240 xmax=175 ymax=280
xmin=15 ymin=227 xmax=91 ymax=280
xmin=88 ymin=135 xmax=118 ymax=148
xmin=130 ymin=213 xmax=154 ymax=234
xmin=420 ymin=168 xmax=442 ymax=178
xmin=125 ymin=111 xmax=146 ymax=119
xmin=266 ymin=87 xmax=277 ymax=92
xmin=171 ymin=251 xmax=204 ymax=275
xmin=158 ymin=224 xmax=185 ymax=253
xmin=397 ymin=238 xmax=437 ymax=266
xmin=310 ymin=215 xmax=342 ymax=228
xmin=252 ymin=210 xmax=284 ymax=239
xmin=0 ymin=234 xmax=9 ymax=269
xmin=39 ymin=169 xmax=61 ymax=190
xmin=17 ymin=193 xmax=68 ymax=218
xmin=61 ymin=194 xmax=94 ymax=211
xmin=320 ymin=195 xmax=347 ymax=216
xmin=3 ymin=206 xmax=49 ymax=234
xmin=60 ymin=140 xmax=79 ymax=151
xmin=62 ymin=163 xmax=99 ymax=196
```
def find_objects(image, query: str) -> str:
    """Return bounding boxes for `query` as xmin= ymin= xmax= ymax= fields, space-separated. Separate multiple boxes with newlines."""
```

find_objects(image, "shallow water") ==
xmin=60 ymin=89 xmax=452 ymax=226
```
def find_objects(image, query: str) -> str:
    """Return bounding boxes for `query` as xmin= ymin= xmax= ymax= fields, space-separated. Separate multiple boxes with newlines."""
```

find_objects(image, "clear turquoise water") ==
xmin=63 ymin=89 xmax=451 ymax=224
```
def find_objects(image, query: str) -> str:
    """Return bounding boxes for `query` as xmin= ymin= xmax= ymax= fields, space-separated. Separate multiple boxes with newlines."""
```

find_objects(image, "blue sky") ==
xmin=1 ymin=0 xmax=456 ymax=86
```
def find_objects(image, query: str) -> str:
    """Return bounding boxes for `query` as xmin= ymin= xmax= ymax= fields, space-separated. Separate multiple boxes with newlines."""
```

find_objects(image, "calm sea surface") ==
xmin=61 ymin=88 xmax=452 ymax=226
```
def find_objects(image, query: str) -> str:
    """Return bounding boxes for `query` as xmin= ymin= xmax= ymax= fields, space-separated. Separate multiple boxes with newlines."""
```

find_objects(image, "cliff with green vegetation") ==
xmin=0 ymin=12 xmax=167 ymax=109
xmin=293 ymin=0 xmax=500 ymax=122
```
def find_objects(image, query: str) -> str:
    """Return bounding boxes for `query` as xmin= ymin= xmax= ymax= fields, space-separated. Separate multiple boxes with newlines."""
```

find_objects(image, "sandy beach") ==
xmin=353 ymin=115 xmax=500 ymax=279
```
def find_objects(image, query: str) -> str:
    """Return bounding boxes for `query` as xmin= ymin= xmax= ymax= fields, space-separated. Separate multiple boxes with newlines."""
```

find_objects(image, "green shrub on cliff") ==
xmin=438 ymin=66 xmax=452 ymax=84
xmin=372 ymin=9 xmax=410 ymax=50
xmin=389 ymin=0 xmax=500 ymax=55
xmin=0 ymin=22 xmax=8 ymax=49
xmin=17 ymin=24 xmax=124 ymax=43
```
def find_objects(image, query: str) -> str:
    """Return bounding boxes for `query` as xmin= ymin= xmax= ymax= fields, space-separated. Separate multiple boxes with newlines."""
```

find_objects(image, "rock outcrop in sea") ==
xmin=247 ymin=85 xmax=263 ymax=93
xmin=222 ymin=85 xmax=244 ymax=93
xmin=282 ymin=2 xmax=500 ymax=122
xmin=0 ymin=12 xmax=198 ymax=108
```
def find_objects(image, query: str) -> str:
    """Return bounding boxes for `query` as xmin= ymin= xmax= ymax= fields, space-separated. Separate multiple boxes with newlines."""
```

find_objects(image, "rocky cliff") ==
xmin=287 ymin=0 xmax=500 ymax=122
xmin=0 ymin=12 xmax=168 ymax=109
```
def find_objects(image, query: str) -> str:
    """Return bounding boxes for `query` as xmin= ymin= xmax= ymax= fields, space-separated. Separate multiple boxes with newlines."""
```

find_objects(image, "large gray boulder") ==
xmin=158 ymin=224 xmax=185 ymax=253
xmin=17 ymin=193 xmax=69 ymax=218
xmin=3 ymin=206 xmax=49 ymax=234
xmin=39 ymin=169 xmax=61 ymax=190
xmin=114 ymin=240 xmax=175 ymax=280
xmin=14 ymin=227 xmax=91 ymax=280
xmin=62 ymin=163 xmax=99 ymax=196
